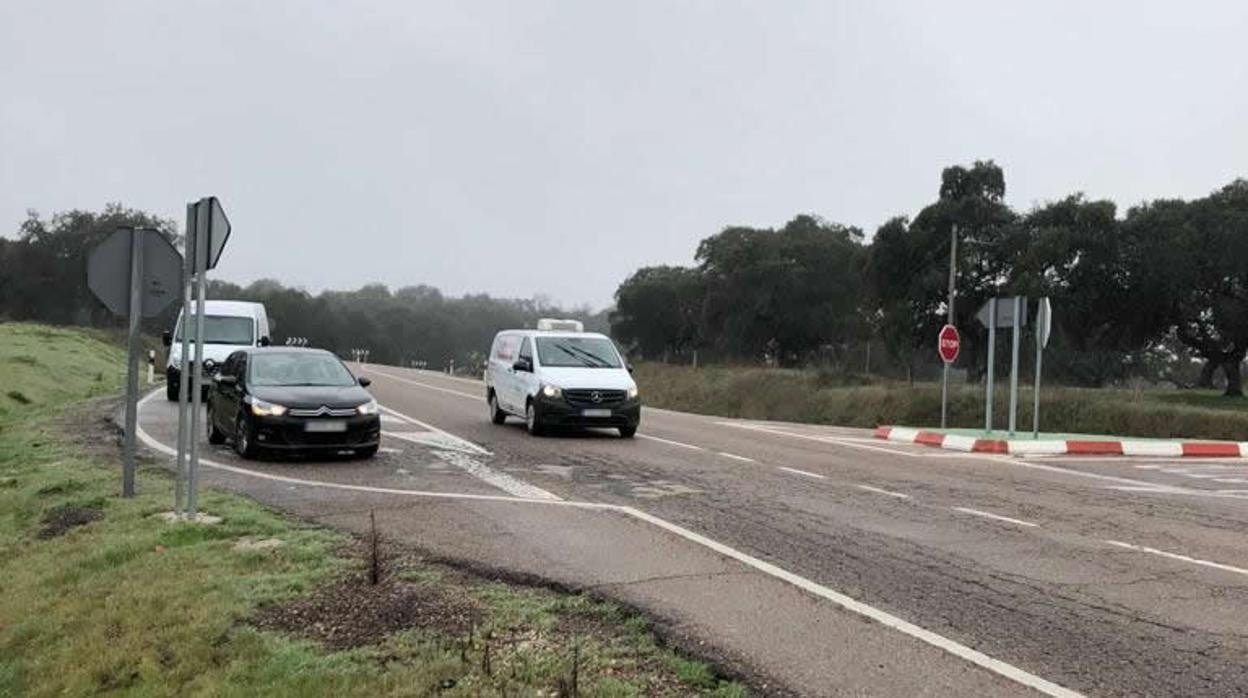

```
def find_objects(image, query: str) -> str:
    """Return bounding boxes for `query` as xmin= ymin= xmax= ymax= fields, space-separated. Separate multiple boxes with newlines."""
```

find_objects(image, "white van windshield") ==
xmin=536 ymin=336 xmax=622 ymax=369
xmin=175 ymin=315 xmax=255 ymax=345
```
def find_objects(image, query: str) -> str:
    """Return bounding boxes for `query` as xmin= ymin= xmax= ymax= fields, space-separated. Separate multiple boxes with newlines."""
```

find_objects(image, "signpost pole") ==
xmin=121 ymin=228 xmax=144 ymax=498
xmin=175 ymin=203 xmax=195 ymax=515
xmin=187 ymin=202 xmax=209 ymax=518
xmin=1033 ymin=298 xmax=1050 ymax=439
xmin=985 ymin=298 xmax=996 ymax=434
xmin=1008 ymin=296 xmax=1021 ymax=436
xmin=942 ymin=225 xmax=958 ymax=429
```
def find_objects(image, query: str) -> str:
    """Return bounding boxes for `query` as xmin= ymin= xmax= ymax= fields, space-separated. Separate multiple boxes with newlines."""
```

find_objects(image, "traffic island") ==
xmin=875 ymin=426 xmax=1248 ymax=457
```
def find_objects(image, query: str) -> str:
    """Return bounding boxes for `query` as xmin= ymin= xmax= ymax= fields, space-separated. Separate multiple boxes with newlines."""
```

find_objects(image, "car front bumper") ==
xmin=535 ymin=394 xmax=641 ymax=428
xmin=251 ymin=414 xmax=381 ymax=450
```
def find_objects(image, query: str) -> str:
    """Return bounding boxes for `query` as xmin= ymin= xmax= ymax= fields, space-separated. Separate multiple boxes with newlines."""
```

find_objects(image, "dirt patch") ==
xmin=38 ymin=504 xmax=103 ymax=539
xmin=252 ymin=574 xmax=483 ymax=650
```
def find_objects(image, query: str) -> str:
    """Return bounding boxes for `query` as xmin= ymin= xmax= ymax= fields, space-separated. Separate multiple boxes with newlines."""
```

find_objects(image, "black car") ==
xmin=206 ymin=347 xmax=381 ymax=459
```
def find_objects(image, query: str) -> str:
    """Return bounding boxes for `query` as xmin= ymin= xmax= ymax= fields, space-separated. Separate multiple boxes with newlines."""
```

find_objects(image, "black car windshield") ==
xmin=175 ymin=316 xmax=254 ymax=345
xmin=248 ymin=353 xmax=358 ymax=387
xmin=535 ymin=336 xmax=622 ymax=369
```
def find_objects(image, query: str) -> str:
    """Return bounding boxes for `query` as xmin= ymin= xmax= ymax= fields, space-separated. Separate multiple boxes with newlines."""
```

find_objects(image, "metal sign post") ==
xmin=87 ymin=227 xmax=182 ymax=498
xmin=985 ymin=298 xmax=996 ymax=433
xmin=175 ymin=202 xmax=196 ymax=515
xmin=1008 ymin=296 xmax=1021 ymax=436
xmin=941 ymin=225 xmax=958 ymax=429
xmin=1033 ymin=298 xmax=1052 ymax=439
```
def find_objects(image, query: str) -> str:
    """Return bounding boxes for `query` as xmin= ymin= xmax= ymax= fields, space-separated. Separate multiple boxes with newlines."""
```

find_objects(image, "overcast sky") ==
xmin=3 ymin=1 xmax=1246 ymax=309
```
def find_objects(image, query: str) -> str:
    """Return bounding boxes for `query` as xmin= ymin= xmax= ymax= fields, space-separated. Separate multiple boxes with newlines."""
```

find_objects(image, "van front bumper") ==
xmin=534 ymin=394 xmax=641 ymax=428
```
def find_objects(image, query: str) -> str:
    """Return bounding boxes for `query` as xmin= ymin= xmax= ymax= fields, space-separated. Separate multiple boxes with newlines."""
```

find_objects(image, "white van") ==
xmin=485 ymin=319 xmax=640 ymax=437
xmin=162 ymin=300 xmax=272 ymax=401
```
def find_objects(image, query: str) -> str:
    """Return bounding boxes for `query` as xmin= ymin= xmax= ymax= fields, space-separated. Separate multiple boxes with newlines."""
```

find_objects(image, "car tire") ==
xmin=234 ymin=414 xmax=258 ymax=459
xmin=206 ymin=407 xmax=226 ymax=445
xmin=166 ymin=379 xmax=179 ymax=402
xmin=525 ymin=400 xmax=544 ymax=436
xmin=356 ymin=445 xmax=379 ymax=459
xmin=488 ymin=392 xmax=507 ymax=425
xmin=618 ymin=425 xmax=637 ymax=439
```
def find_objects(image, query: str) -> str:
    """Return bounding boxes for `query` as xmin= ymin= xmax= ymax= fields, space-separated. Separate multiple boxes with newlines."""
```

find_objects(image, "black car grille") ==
xmin=287 ymin=406 xmax=359 ymax=418
xmin=563 ymin=389 xmax=627 ymax=407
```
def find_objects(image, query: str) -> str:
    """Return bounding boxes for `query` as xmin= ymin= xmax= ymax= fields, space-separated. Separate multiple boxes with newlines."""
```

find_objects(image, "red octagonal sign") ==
xmin=938 ymin=324 xmax=960 ymax=364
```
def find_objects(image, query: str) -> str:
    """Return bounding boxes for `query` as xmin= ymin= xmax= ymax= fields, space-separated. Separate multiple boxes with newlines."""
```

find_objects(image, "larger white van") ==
xmin=484 ymin=320 xmax=640 ymax=437
xmin=162 ymin=300 xmax=272 ymax=401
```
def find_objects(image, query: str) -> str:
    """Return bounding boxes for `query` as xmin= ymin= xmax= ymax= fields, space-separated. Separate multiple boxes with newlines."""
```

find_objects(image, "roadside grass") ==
xmin=635 ymin=362 xmax=1248 ymax=441
xmin=0 ymin=323 xmax=748 ymax=697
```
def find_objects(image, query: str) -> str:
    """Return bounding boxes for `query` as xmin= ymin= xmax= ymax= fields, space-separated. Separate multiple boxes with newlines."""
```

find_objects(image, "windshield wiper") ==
xmin=552 ymin=344 xmax=598 ymax=367
xmin=559 ymin=344 xmax=614 ymax=368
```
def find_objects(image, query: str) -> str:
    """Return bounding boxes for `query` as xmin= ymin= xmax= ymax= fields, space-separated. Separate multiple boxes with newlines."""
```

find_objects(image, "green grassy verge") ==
xmin=0 ymin=323 xmax=748 ymax=697
xmin=635 ymin=362 xmax=1248 ymax=441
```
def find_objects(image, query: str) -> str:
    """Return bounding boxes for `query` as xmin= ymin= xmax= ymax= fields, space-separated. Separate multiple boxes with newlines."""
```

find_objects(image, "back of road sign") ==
xmin=976 ymin=297 xmax=1028 ymax=329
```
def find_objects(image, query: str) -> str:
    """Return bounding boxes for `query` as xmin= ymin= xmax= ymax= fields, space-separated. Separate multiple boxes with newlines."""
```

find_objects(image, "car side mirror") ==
xmin=513 ymin=358 xmax=532 ymax=373
xmin=627 ymin=364 xmax=634 ymax=374
xmin=214 ymin=374 xmax=237 ymax=386
xmin=162 ymin=331 xmax=172 ymax=347
xmin=358 ymin=377 xmax=371 ymax=387
xmin=259 ymin=336 xmax=272 ymax=347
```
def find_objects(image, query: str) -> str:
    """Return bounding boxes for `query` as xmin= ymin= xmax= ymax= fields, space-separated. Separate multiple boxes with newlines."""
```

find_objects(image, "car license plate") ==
xmin=305 ymin=420 xmax=347 ymax=433
xmin=581 ymin=409 xmax=611 ymax=418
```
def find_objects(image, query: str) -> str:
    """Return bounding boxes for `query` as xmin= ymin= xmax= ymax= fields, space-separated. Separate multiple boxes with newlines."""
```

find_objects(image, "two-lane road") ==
xmin=356 ymin=365 xmax=1248 ymax=696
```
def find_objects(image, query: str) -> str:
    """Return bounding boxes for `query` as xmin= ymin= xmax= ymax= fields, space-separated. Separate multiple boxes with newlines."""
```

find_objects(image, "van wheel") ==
xmin=489 ymin=392 xmax=507 ymax=425
xmin=619 ymin=426 xmax=637 ymax=439
xmin=525 ymin=401 xmax=544 ymax=436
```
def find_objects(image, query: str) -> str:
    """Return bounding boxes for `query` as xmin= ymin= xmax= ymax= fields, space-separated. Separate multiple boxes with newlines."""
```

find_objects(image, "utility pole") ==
xmin=941 ymin=224 xmax=958 ymax=429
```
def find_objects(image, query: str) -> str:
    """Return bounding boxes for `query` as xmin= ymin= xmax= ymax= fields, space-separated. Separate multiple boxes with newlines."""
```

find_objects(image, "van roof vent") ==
xmin=536 ymin=318 xmax=584 ymax=332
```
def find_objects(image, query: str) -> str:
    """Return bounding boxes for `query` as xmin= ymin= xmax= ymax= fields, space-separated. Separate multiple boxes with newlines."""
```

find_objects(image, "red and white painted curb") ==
xmin=874 ymin=426 xmax=1248 ymax=458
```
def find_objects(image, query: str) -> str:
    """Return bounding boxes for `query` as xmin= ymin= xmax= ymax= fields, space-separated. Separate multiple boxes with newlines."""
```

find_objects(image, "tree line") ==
xmin=610 ymin=162 xmax=1248 ymax=395
xmin=0 ymin=205 xmax=605 ymax=372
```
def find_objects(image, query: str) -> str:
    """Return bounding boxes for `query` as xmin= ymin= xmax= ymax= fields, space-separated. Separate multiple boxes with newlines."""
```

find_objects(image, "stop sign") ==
xmin=938 ymin=324 xmax=960 ymax=364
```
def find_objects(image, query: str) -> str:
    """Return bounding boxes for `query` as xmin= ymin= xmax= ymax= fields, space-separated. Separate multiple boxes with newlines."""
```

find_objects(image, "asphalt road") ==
xmin=137 ymin=365 xmax=1248 ymax=697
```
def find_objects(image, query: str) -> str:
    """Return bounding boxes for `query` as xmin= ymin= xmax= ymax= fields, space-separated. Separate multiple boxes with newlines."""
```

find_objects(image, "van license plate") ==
xmin=305 ymin=420 xmax=347 ymax=433
xmin=581 ymin=409 xmax=611 ymax=418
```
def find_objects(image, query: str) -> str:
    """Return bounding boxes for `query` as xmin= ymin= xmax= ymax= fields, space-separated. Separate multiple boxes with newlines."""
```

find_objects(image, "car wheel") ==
xmin=356 ymin=445 xmax=379 ymax=459
xmin=166 ymin=380 xmax=179 ymax=402
xmin=234 ymin=414 xmax=258 ymax=459
xmin=525 ymin=400 xmax=544 ymax=436
xmin=206 ymin=406 xmax=226 ymax=445
xmin=618 ymin=425 xmax=637 ymax=439
xmin=488 ymin=392 xmax=507 ymax=425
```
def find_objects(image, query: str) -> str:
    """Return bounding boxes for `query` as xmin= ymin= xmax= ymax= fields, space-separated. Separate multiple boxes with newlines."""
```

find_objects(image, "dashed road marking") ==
xmin=717 ymin=451 xmax=757 ymax=463
xmin=952 ymin=507 xmax=1039 ymax=528
xmin=1105 ymin=540 xmax=1248 ymax=578
xmin=779 ymin=466 xmax=826 ymax=480
xmin=856 ymin=484 xmax=911 ymax=500
xmin=636 ymin=433 xmax=705 ymax=451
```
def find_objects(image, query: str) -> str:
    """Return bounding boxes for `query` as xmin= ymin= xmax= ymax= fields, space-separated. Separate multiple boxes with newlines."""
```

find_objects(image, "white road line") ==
xmin=378 ymin=404 xmax=491 ymax=456
xmin=636 ymin=433 xmax=705 ymax=451
xmin=952 ymin=507 xmax=1039 ymax=528
xmin=856 ymin=484 xmax=911 ymax=500
xmin=136 ymin=389 xmax=1082 ymax=697
xmin=718 ymin=421 xmax=925 ymax=458
xmin=363 ymin=366 xmax=482 ymax=400
xmin=1105 ymin=540 xmax=1248 ymax=578
xmin=433 ymin=450 xmax=561 ymax=501
xmin=717 ymin=451 xmax=757 ymax=463
xmin=779 ymin=466 xmax=826 ymax=480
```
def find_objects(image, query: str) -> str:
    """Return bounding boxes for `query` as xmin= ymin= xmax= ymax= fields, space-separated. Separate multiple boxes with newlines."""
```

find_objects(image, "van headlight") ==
xmin=357 ymin=399 xmax=379 ymax=415
xmin=541 ymin=384 xmax=562 ymax=399
xmin=627 ymin=385 xmax=639 ymax=399
xmin=247 ymin=397 xmax=287 ymax=417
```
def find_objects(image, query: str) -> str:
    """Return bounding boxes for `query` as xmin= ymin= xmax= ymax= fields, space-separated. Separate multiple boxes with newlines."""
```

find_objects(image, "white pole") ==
xmin=121 ymin=228 xmax=143 ymax=498
xmin=188 ymin=202 xmax=209 ymax=518
xmin=985 ymin=298 xmax=996 ymax=434
xmin=175 ymin=205 xmax=195 ymax=516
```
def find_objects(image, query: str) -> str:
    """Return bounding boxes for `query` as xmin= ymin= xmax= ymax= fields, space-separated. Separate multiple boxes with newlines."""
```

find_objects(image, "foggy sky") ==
xmin=3 ymin=1 xmax=1246 ymax=309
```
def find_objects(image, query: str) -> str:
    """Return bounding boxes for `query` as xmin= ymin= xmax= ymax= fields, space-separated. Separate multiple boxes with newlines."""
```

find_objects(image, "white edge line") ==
xmin=135 ymin=389 xmax=1082 ymax=698
xmin=363 ymin=366 xmax=482 ymax=401
xmin=856 ymin=484 xmax=911 ymax=500
xmin=718 ymin=422 xmax=925 ymax=458
xmin=1105 ymin=540 xmax=1248 ymax=577
xmin=778 ymin=466 xmax=826 ymax=480
xmin=952 ymin=507 xmax=1039 ymax=528
xmin=636 ymin=433 xmax=704 ymax=451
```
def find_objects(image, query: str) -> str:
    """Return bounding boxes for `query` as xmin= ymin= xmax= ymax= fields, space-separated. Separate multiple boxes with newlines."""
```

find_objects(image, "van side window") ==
xmin=519 ymin=338 xmax=532 ymax=362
